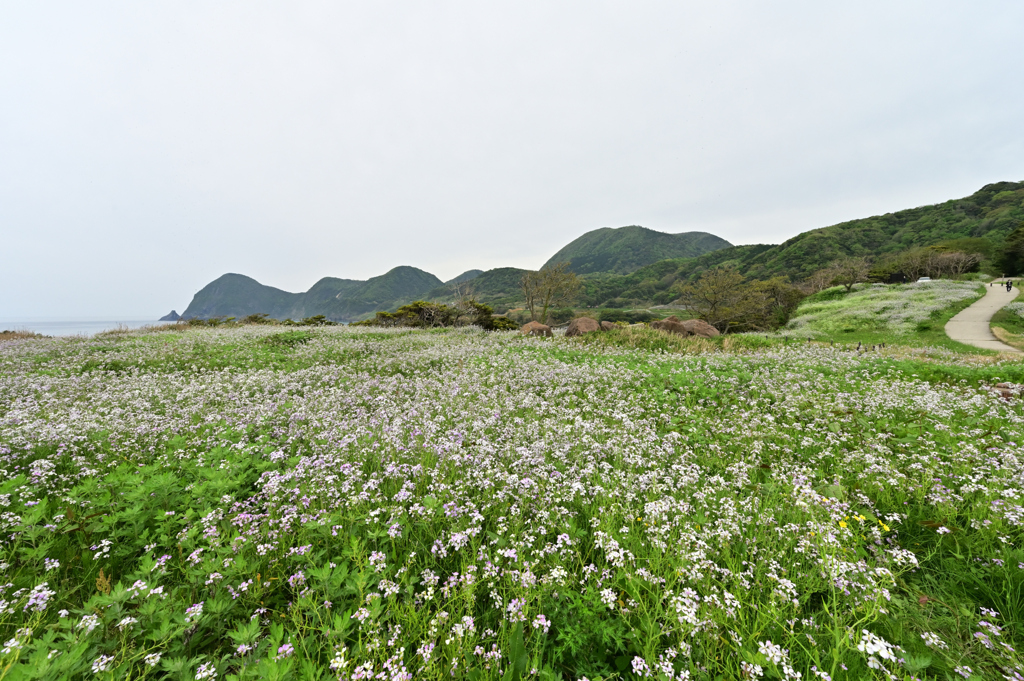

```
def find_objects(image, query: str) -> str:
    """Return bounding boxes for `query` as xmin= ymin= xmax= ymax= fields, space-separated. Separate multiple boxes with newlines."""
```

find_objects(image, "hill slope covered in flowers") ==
xmin=0 ymin=327 xmax=1022 ymax=680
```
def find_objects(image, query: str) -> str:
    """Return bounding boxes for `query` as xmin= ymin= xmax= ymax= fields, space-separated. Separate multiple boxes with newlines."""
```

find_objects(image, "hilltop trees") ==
xmin=521 ymin=263 xmax=581 ymax=324
xmin=867 ymin=247 xmax=984 ymax=283
xmin=997 ymin=224 xmax=1024 ymax=276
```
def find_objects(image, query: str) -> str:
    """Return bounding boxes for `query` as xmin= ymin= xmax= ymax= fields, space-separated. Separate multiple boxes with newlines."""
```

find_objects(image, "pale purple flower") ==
xmin=184 ymin=602 xmax=204 ymax=622
xmin=92 ymin=655 xmax=114 ymax=673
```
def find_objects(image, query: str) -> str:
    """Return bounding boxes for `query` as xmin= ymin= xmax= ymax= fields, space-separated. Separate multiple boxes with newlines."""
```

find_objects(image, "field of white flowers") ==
xmin=0 ymin=326 xmax=1022 ymax=680
xmin=787 ymin=281 xmax=983 ymax=337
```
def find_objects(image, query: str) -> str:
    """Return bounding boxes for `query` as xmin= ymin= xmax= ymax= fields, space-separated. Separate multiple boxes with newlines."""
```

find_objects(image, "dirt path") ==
xmin=944 ymin=282 xmax=1022 ymax=354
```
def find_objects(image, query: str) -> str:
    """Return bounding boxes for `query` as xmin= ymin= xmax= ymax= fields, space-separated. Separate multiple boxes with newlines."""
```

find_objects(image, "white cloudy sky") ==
xmin=2 ymin=2 xmax=1022 ymax=318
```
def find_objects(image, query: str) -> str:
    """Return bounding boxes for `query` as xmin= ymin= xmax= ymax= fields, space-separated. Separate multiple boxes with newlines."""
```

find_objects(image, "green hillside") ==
xmin=735 ymin=180 xmax=1024 ymax=281
xmin=181 ymin=267 xmax=442 ymax=322
xmin=180 ymin=274 xmax=305 ymax=320
xmin=578 ymin=245 xmax=773 ymax=307
xmin=444 ymin=270 xmax=483 ymax=285
xmin=542 ymin=225 xmax=732 ymax=275
xmin=579 ymin=181 xmax=1024 ymax=307
xmin=422 ymin=267 xmax=530 ymax=313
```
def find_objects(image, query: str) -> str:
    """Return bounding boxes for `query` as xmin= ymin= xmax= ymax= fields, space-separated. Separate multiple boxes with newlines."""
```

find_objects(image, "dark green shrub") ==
xmin=241 ymin=313 xmax=276 ymax=325
xmin=186 ymin=316 xmax=235 ymax=327
xmin=598 ymin=309 xmax=657 ymax=324
xmin=490 ymin=316 xmax=520 ymax=331
xmin=261 ymin=331 xmax=313 ymax=347
xmin=300 ymin=315 xmax=338 ymax=326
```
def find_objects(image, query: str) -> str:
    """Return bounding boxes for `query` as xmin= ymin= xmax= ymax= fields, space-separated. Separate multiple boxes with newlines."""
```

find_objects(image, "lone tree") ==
xmin=521 ymin=263 xmax=581 ymax=324
xmin=675 ymin=268 xmax=805 ymax=332
xmin=828 ymin=256 xmax=871 ymax=292
xmin=674 ymin=267 xmax=747 ymax=332
xmin=802 ymin=268 xmax=838 ymax=294
xmin=446 ymin=279 xmax=478 ymax=326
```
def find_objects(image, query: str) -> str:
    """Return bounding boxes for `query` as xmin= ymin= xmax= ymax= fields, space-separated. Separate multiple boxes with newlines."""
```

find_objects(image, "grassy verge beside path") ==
xmin=992 ymin=287 xmax=1024 ymax=351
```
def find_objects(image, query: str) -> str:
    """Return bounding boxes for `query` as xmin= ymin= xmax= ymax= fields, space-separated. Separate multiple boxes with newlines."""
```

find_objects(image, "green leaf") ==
xmin=506 ymin=622 xmax=528 ymax=681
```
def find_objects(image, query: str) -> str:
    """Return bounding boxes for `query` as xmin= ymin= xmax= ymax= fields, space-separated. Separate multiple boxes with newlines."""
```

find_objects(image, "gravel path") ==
xmin=944 ymin=282 xmax=1022 ymax=354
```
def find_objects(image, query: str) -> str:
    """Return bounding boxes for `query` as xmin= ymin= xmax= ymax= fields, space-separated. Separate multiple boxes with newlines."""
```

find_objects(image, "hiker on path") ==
xmin=1008 ymin=280 xmax=1014 ymax=292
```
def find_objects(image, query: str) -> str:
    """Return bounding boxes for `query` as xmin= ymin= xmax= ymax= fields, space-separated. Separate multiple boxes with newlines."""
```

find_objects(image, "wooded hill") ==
xmin=542 ymin=226 xmax=732 ymax=275
xmin=576 ymin=181 xmax=1024 ymax=307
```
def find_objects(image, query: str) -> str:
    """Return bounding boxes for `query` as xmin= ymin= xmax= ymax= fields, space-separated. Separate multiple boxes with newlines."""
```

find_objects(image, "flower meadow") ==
xmin=0 ymin=326 xmax=1022 ymax=680
xmin=787 ymin=281 xmax=983 ymax=337
xmin=1005 ymin=302 xmax=1024 ymax=320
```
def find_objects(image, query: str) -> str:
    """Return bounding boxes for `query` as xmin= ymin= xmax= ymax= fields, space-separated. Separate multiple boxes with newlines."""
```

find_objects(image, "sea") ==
xmin=0 ymin=319 xmax=163 ymax=337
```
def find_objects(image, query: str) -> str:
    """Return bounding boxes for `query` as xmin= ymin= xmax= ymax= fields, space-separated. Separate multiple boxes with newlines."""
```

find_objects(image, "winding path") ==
xmin=944 ymin=282 xmax=1021 ymax=354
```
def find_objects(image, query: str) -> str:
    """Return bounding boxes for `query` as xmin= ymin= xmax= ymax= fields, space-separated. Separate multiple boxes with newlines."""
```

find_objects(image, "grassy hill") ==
xmin=733 ymin=180 xmax=1024 ymax=280
xmin=181 ymin=266 xmax=443 ymax=322
xmin=542 ymin=225 xmax=732 ymax=275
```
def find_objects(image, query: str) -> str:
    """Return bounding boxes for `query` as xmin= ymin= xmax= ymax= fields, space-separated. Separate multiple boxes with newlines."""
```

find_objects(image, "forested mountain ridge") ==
xmin=542 ymin=225 xmax=732 ymax=275
xmin=178 ymin=181 xmax=1024 ymax=318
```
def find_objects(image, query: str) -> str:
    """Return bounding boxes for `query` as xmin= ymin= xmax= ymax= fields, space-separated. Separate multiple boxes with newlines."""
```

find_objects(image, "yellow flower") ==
xmin=839 ymin=521 xmax=847 ymax=528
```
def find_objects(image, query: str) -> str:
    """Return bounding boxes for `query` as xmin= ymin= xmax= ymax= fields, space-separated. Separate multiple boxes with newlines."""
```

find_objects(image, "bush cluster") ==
xmin=595 ymin=309 xmax=657 ymax=324
xmin=352 ymin=301 xmax=516 ymax=331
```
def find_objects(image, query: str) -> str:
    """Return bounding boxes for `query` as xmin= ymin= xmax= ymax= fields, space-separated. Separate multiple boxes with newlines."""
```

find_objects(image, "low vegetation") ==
xmin=353 ymin=300 xmax=518 ymax=331
xmin=0 ymin=330 xmax=46 ymax=342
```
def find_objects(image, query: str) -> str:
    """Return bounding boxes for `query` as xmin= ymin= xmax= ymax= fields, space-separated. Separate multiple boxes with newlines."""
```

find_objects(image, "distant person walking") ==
xmin=1008 ymin=280 xmax=1014 ymax=292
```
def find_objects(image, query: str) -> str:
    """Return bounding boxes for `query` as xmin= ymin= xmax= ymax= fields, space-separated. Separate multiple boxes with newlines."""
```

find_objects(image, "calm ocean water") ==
xmin=0 ymin=319 xmax=162 ymax=337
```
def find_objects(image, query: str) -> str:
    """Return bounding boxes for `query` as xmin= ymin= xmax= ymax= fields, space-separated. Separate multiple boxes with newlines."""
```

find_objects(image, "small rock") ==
xmin=600 ymin=321 xmax=618 ymax=331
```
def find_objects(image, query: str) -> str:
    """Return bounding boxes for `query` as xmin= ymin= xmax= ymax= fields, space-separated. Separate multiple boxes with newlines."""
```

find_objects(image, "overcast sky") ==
xmin=2 ymin=2 xmax=1023 ymax=318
